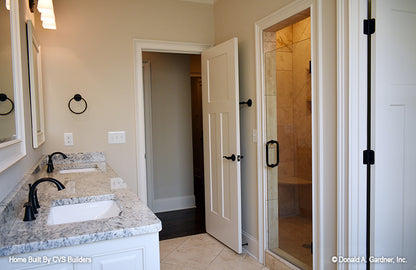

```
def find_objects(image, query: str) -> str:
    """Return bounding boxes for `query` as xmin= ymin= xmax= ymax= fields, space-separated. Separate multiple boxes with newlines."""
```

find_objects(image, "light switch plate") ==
xmin=108 ymin=131 xmax=126 ymax=144
xmin=64 ymin=133 xmax=73 ymax=146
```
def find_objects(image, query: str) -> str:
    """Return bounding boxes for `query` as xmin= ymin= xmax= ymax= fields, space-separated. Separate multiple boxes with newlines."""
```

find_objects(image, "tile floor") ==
xmin=277 ymin=215 xmax=312 ymax=267
xmin=159 ymin=233 xmax=269 ymax=270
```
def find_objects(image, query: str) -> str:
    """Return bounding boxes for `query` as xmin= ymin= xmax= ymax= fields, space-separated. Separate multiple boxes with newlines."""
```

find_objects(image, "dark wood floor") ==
xmin=156 ymin=207 xmax=206 ymax=240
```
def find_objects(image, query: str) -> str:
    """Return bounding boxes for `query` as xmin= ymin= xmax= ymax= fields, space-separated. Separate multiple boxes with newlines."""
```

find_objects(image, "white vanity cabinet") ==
xmin=1 ymin=233 xmax=160 ymax=270
xmin=0 ymin=158 xmax=161 ymax=270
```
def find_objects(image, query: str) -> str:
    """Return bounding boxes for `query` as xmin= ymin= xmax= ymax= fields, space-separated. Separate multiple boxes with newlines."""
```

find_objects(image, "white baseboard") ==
xmin=153 ymin=195 xmax=195 ymax=213
xmin=242 ymin=230 xmax=259 ymax=260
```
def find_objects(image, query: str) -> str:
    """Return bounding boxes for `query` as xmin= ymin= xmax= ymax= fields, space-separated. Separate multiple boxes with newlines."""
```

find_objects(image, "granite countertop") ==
xmin=0 ymin=153 xmax=161 ymax=256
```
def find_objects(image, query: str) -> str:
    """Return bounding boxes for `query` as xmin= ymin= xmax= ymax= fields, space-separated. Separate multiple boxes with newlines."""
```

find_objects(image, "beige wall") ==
xmin=213 ymin=0 xmax=294 ymax=247
xmin=143 ymin=52 xmax=195 ymax=212
xmin=0 ymin=0 xmax=43 ymax=202
xmin=0 ymin=0 xmax=338 ymax=265
xmin=37 ymin=0 xmax=214 ymax=194
xmin=37 ymin=0 xmax=296 ymax=250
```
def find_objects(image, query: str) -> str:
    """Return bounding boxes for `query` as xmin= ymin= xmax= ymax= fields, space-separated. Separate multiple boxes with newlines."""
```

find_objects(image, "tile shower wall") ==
xmin=276 ymin=25 xmax=295 ymax=180
xmin=292 ymin=17 xmax=312 ymax=219
xmin=275 ymin=17 xmax=312 ymax=219
xmin=292 ymin=18 xmax=312 ymax=183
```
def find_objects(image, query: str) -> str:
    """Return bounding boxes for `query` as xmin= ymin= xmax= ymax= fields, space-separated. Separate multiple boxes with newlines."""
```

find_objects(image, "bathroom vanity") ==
xmin=0 ymin=153 xmax=162 ymax=270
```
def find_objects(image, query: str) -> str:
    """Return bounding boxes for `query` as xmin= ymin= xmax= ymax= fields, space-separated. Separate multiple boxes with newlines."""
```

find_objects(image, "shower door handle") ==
xmin=266 ymin=140 xmax=279 ymax=168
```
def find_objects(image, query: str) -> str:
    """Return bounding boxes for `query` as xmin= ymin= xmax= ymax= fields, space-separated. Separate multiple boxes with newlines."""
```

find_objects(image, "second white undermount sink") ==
xmin=47 ymin=199 xmax=121 ymax=225
xmin=59 ymin=167 xmax=98 ymax=174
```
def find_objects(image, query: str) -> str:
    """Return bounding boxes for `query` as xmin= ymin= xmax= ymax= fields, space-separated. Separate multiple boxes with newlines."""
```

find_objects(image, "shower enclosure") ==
xmin=264 ymin=14 xmax=312 ymax=269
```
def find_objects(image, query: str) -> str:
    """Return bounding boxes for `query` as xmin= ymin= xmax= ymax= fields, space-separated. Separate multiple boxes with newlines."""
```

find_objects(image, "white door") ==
xmin=202 ymin=37 xmax=242 ymax=253
xmin=373 ymin=0 xmax=416 ymax=268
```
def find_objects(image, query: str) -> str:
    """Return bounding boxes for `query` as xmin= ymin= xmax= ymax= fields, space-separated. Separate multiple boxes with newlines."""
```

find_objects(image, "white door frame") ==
xmin=255 ymin=0 xmax=338 ymax=267
xmin=341 ymin=0 xmax=416 ymax=267
xmin=344 ymin=0 xmax=416 ymax=267
xmin=133 ymin=39 xmax=210 ymax=204
xmin=338 ymin=0 xmax=368 ymax=268
xmin=142 ymin=60 xmax=154 ymax=210
xmin=254 ymin=0 xmax=313 ymax=264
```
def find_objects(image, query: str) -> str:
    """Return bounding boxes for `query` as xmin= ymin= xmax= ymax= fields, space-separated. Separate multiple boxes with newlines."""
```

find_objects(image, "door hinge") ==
xmin=363 ymin=18 xmax=375 ymax=35
xmin=363 ymin=149 xmax=375 ymax=165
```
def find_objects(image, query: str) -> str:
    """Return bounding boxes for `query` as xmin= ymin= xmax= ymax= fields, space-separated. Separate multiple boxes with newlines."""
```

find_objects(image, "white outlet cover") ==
xmin=108 ymin=131 xmax=126 ymax=144
xmin=110 ymin=177 xmax=127 ymax=189
xmin=64 ymin=133 xmax=73 ymax=146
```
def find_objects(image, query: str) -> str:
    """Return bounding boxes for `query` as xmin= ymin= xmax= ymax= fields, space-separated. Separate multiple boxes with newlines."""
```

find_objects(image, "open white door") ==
xmin=373 ymin=0 xmax=416 ymax=268
xmin=202 ymin=37 xmax=242 ymax=253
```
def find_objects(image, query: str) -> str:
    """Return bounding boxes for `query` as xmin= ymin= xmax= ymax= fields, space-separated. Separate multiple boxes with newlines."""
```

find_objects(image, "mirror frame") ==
xmin=0 ymin=0 xmax=26 ymax=172
xmin=27 ymin=20 xmax=45 ymax=148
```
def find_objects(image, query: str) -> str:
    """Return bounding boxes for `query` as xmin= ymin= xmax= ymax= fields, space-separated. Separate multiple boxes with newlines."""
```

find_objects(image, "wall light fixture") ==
xmin=28 ymin=0 xmax=56 ymax=29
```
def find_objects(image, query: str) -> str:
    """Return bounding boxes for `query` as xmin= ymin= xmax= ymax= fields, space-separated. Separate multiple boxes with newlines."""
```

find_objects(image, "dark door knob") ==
xmin=223 ymin=154 xmax=236 ymax=161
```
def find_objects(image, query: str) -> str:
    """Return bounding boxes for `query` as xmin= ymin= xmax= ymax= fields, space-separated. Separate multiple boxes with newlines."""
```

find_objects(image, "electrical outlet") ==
xmin=64 ymin=133 xmax=73 ymax=146
xmin=110 ymin=177 xmax=127 ymax=189
xmin=108 ymin=131 xmax=126 ymax=144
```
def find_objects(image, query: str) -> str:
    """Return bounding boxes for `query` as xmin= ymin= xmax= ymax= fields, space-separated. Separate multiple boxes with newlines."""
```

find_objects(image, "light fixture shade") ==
xmin=37 ymin=0 xmax=53 ymax=12
xmin=5 ymin=0 xmax=10 ymax=10
xmin=42 ymin=20 xmax=56 ymax=30
xmin=38 ymin=0 xmax=56 ymax=30
xmin=40 ymin=9 xmax=55 ymax=21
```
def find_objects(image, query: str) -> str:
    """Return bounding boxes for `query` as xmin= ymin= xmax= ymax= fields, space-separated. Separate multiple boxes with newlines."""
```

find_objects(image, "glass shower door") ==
xmin=264 ymin=16 xmax=312 ymax=270
xmin=264 ymin=48 xmax=280 ymax=255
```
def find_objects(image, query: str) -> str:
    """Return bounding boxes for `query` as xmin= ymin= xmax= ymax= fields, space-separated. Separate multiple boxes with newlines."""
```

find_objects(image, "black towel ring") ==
xmin=0 ymin=93 xmax=15 ymax=116
xmin=68 ymin=94 xmax=87 ymax=114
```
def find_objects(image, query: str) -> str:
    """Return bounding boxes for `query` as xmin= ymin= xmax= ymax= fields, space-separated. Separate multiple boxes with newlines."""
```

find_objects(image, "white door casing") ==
xmin=202 ymin=37 xmax=242 ymax=254
xmin=372 ymin=0 xmax=416 ymax=268
xmin=142 ymin=61 xmax=154 ymax=211
xmin=133 ymin=39 xmax=210 ymax=203
xmin=255 ymin=0 xmax=334 ymax=266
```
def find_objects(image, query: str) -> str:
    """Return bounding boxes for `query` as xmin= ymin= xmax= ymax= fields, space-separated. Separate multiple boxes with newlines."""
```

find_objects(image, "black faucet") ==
xmin=23 ymin=177 xmax=65 ymax=221
xmin=47 ymin=152 xmax=68 ymax=173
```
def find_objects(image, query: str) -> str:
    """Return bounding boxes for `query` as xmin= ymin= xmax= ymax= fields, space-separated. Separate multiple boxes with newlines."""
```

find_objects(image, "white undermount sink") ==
xmin=47 ymin=200 xmax=121 ymax=225
xmin=59 ymin=167 xmax=98 ymax=174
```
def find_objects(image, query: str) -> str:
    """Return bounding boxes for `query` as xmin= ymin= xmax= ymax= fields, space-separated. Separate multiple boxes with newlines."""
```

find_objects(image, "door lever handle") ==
xmin=223 ymin=154 xmax=236 ymax=161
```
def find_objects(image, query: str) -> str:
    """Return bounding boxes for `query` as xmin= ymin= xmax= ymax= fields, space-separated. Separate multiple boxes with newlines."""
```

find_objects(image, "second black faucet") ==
xmin=47 ymin=152 xmax=68 ymax=173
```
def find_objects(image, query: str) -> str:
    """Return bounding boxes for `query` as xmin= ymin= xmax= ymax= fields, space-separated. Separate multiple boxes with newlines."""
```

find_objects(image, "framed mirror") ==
xmin=0 ymin=1 xmax=16 ymax=143
xmin=27 ymin=20 xmax=45 ymax=148
xmin=0 ymin=0 xmax=26 ymax=172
